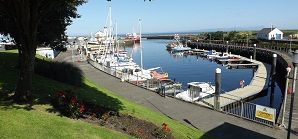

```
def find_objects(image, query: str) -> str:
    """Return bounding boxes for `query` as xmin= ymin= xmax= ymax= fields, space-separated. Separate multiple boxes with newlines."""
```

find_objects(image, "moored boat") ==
xmin=175 ymin=82 xmax=215 ymax=102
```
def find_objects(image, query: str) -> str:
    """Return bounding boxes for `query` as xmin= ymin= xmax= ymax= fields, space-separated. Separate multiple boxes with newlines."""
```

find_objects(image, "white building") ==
xmin=257 ymin=28 xmax=283 ymax=40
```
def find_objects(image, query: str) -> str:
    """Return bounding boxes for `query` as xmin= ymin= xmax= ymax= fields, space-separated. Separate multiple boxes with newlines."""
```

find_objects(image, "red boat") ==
xmin=150 ymin=70 xmax=169 ymax=81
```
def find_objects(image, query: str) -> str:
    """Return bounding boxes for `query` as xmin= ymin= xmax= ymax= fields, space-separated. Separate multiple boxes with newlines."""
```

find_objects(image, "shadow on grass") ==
xmin=0 ymin=51 xmax=123 ymax=115
xmin=200 ymin=122 xmax=275 ymax=139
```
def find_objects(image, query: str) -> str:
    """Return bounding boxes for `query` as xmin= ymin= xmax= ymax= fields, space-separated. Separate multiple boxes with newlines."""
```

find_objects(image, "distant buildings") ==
xmin=257 ymin=28 xmax=283 ymax=40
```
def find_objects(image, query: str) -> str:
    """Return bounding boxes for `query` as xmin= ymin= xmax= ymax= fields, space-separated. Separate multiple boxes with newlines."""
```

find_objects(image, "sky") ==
xmin=66 ymin=0 xmax=298 ymax=36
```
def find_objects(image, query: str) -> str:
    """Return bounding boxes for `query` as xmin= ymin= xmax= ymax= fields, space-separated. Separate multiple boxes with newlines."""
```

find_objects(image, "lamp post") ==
xmin=246 ymin=34 xmax=249 ymax=47
xmin=72 ymin=41 xmax=75 ymax=63
xmin=280 ymin=67 xmax=291 ymax=128
xmin=287 ymin=50 xmax=298 ymax=139
xmin=253 ymin=44 xmax=257 ymax=60
xmin=223 ymin=34 xmax=225 ymax=44
xmin=289 ymin=35 xmax=292 ymax=53
xmin=139 ymin=18 xmax=143 ymax=73
xmin=226 ymin=41 xmax=229 ymax=53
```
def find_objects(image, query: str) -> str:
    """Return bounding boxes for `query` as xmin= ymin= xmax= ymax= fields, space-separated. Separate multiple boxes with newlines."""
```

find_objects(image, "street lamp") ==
xmin=253 ymin=44 xmax=257 ymax=60
xmin=139 ymin=18 xmax=143 ymax=73
xmin=289 ymin=35 xmax=292 ymax=53
xmin=226 ymin=41 xmax=229 ymax=53
xmin=246 ymin=34 xmax=249 ymax=47
xmin=287 ymin=50 xmax=298 ymax=139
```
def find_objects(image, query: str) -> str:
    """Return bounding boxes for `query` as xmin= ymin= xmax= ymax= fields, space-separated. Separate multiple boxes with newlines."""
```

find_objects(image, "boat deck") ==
xmin=197 ymin=57 xmax=267 ymax=108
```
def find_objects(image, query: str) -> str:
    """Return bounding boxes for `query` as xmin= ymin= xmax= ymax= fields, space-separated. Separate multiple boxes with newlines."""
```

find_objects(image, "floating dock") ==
xmin=197 ymin=56 xmax=267 ymax=108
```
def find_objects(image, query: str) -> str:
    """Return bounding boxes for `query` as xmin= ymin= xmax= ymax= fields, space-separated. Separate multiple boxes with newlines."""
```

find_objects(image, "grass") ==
xmin=0 ymin=105 xmax=133 ymax=139
xmin=0 ymin=50 xmax=209 ymax=139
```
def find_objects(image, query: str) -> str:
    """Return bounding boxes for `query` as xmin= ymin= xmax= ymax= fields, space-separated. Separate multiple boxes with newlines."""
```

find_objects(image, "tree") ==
xmin=0 ymin=0 xmax=85 ymax=102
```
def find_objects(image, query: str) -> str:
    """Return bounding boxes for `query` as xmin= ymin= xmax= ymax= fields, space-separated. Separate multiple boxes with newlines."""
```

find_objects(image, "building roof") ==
xmin=258 ymin=28 xmax=276 ymax=34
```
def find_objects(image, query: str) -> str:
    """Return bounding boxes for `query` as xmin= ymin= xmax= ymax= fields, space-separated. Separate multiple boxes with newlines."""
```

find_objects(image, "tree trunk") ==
xmin=14 ymin=47 xmax=36 ymax=103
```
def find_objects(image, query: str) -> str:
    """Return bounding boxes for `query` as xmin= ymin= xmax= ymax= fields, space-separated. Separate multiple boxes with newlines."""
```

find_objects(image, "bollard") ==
xmin=214 ymin=68 xmax=221 ymax=110
xmin=271 ymin=54 xmax=277 ymax=81
xmin=253 ymin=44 xmax=257 ymax=60
xmin=270 ymin=54 xmax=277 ymax=107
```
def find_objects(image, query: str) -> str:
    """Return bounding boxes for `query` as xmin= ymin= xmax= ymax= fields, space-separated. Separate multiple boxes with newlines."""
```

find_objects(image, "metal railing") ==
xmin=221 ymin=97 xmax=276 ymax=127
xmin=87 ymin=58 xmax=182 ymax=96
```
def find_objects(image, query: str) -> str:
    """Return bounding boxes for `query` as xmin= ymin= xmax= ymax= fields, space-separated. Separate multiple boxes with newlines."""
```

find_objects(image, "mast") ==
xmin=139 ymin=18 xmax=143 ymax=71
xmin=109 ymin=5 xmax=112 ymax=53
xmin=115 ymin=21 xmax=118 ymax=53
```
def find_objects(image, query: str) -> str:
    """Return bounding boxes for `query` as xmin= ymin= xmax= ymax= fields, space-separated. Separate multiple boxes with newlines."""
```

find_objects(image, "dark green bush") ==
xmin=35 ymin=59 xmax=82 ymax=86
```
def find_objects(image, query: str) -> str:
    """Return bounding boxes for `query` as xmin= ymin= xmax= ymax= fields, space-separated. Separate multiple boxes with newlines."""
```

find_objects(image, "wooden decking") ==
xmin=197 ymin=56 xmax=268 ymax=108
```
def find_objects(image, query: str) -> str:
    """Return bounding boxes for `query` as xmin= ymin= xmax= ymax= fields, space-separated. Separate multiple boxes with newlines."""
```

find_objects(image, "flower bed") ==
xmin=51 ymin=90 xmax=173 ymax=139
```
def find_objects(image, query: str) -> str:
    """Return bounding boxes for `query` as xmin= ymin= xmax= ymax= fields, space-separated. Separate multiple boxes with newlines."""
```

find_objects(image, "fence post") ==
xmin=240 ymin=101 xmax=244 ymax=118
xmin=214 ymin=68 xmax=221 ymax=110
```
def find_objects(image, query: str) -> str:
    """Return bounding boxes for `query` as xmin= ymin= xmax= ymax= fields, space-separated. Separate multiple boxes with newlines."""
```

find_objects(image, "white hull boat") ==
xmin=175 ymin=82 xmax=215 ymax=102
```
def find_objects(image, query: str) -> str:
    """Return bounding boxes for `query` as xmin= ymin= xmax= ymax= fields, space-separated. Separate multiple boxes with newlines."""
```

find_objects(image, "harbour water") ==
xmin=124 ymin=39 xmax=283 ymax=110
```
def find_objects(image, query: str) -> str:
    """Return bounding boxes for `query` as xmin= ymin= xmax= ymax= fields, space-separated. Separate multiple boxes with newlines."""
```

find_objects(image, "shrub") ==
xmin=35 ymin=59 xmax=82 ymax=86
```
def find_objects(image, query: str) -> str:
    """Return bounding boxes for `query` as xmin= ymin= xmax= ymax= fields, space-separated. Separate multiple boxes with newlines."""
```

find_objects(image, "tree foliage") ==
xmin=199 ymin=31 xmax=254 ymax=42
xmin=0 ymin=0 xmax=85 ymax=50
xmin=0 ymin=0 xmax=85 ymax=102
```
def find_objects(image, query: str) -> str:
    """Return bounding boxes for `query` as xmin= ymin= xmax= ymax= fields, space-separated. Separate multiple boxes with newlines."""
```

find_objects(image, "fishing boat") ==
xmin=166 ymin=42 xmax=179 ymax=50
xmin=172 ymin=45 xmax=191 ymax=52
xmin=124 ymin=33 xmax=140 ymax=43
xmin=175 ymin=82 xmax=215 ymax=102
xmin=166 ymin=34 xmax=183 ymax=50
xmin=170 ymin=35 xmax=191 ymax=52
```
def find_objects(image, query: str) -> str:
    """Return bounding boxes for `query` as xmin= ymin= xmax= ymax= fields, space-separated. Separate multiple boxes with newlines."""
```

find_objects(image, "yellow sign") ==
xmin=255 ymin=105 xmax=275 ymax=122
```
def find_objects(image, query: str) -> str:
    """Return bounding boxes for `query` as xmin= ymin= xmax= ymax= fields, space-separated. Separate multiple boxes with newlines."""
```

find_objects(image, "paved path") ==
xmin=55 ymin=51 xmax=295 ymax=139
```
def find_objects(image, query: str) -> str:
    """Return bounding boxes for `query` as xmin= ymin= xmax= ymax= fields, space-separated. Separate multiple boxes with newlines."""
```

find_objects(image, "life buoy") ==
xmin=240 ymin=80 xmax=245 ymax=88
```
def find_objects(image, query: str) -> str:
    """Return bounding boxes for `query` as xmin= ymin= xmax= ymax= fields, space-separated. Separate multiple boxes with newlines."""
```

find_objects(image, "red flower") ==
xmin=79 ymin=102 xmax=85 ymax=113
xmin=162 ymin=123 xmax=171 ymax=132
xmin=70 ymin=96 xmax=77 ymax=105
xmin=56 ymin=91 xmax=65 ymax=98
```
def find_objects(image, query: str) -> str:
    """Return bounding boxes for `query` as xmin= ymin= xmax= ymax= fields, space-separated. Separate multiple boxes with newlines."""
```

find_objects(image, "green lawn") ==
xmin=0 ymin=50 xmax=210 ymax=139
xmin=0 ymin=104 xmax=133 ymax=139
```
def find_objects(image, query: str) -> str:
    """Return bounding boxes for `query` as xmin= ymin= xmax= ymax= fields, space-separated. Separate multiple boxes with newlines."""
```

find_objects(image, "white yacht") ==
xmin=175 ymin=82 xmax=215 ymax=102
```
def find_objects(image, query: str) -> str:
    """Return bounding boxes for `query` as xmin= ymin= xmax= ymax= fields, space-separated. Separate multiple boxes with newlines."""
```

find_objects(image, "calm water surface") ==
xmin=124 ymin=39 xmax=283 ymax=110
